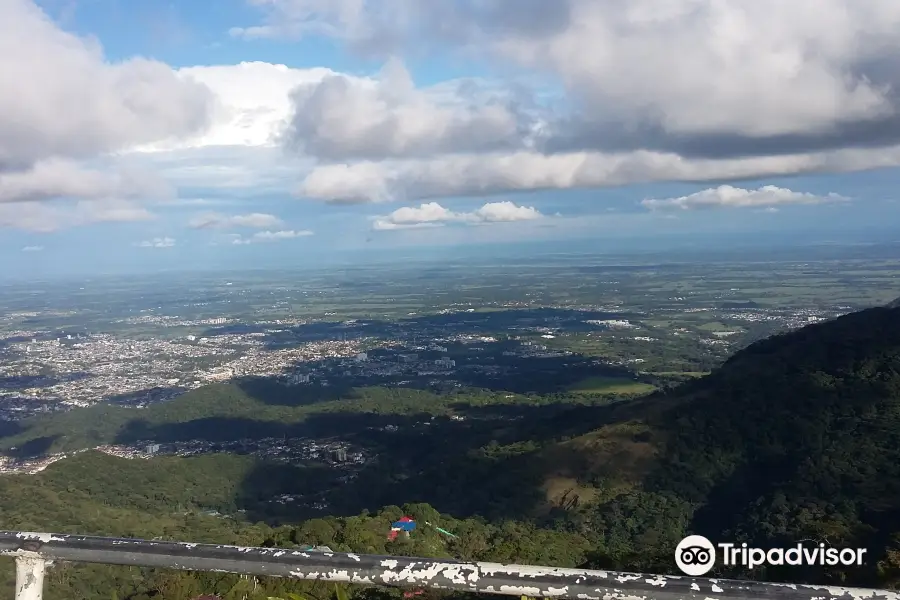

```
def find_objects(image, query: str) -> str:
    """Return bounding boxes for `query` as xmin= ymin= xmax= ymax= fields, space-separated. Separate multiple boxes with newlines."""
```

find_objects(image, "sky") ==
xmin=5 ymin=0 xmax=900 ymax=279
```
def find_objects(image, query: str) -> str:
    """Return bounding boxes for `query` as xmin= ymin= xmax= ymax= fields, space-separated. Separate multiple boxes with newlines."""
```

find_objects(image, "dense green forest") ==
xmin=0 ymin=380 xmax=630 ymax=456
xmin=2 ymin=303 xmax=900 ymax=598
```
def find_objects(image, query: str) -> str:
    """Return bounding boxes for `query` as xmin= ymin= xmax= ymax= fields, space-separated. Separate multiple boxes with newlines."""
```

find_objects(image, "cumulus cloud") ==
xmin=642 ymin=185 xmax=849 ymax=211
xmin=226 ymin=230 xmax=313 ymax=244
xmin=252 ymin=229 xmax=314 ymax=241
xmin=141 ymin=62 xmax=334 ymax=152
xmin=0 ymin=159 xmax=173 ymax=204
xmin=284 ymin=58 xmax=533 ymax=160
xmin=121 ymin=63 xmax=328 ymax=198
xmin=0 ymin=158 xmax=168 ymax=232
xmin=374 ymin=202 xmax=456 ymax=229
xmin=472 ymin=201 xmax=543 ymax=222
xmin=0 ymin=0 xmax=216 ymax=232
xmin=188 ymin=212 xmax=283 ymax=229
xmin=0 ymin=199 xmax=154 ymax=233
xmin=137 ymin=237 xmax=176 ymax=248
xmin=231 ymin=213 xmax=284 ymax=227
xmin=371 ymin=221 xmax=442 ymax=231
xmin=238 ymin=1 xmax=900 ymax=152
xmin=298 ymin=144 xmax=900 ymax=203
xmin=0 ymin=0 xmax=212 ymax=169
xmin=21 ymin=245 xmax=43 ymax=252
xmin=372 ymin=200 xmax=542 ymax=230
xmin=12 ymin=0 xmax=900 ymax=233
xmin=232 ymin=0 xmax=900 ymax=202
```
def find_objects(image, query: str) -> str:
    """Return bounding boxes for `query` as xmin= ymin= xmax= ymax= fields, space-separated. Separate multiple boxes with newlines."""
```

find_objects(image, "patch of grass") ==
xmin=537 ymin=421 xmax=661 ymax=508
xmin=542 ymin=476 xmax=599 ymax=508
xmin=651 ymin=371 xmax=709 ymax=378
xmin=641 ymin=319 xmax=674 ymax=328
xmin=698 ymin=321 xmax=738 ymax=332
xmin=567 ymin=376 xmax=657 ymax=396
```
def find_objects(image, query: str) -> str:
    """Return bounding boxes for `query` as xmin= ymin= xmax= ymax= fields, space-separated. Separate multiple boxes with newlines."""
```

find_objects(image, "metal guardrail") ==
xmin=1 ymin=532 xmax=899 ymax=600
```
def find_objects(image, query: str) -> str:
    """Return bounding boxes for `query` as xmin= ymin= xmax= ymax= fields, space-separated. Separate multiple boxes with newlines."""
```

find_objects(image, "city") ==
xmin=0 ymin=281 xmax=841 ymax=420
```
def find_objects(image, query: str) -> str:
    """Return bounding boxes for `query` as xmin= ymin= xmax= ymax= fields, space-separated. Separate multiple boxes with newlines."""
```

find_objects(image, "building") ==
xmin=592 ymin=319 xmax=634 ymax=329
xmin=205 ymin=368 xmax=234 ymax=381
xmin=355 ymin=352 xmax=368 ymax=362
xmin=146 ymin=444 xmax=161 ymax=455
xmin=290 ymin=373 xmax=311 ymax=385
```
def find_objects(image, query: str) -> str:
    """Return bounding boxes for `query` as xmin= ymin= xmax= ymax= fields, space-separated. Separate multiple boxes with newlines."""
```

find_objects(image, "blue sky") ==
xmin=5 ymin=0 xmax=900 ymax=280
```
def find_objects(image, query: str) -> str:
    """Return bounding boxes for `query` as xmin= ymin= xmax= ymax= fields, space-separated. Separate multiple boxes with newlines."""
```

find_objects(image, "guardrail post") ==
xmin=15 ymin=555 xmax=46 ymax=600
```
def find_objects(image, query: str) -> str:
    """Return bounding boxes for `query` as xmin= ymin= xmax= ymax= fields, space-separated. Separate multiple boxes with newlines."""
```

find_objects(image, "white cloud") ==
xmin=188 ymin=211 xmax=283 ymax=229
xmin=226 ymin=230 xmax=313 ymax=244
xmin=118 ymin=64 xmax=327 ymax=197
xmin=232 ymin=0 xmax=900 ymax=202
xmin=483 ymin=1 xmax=900 ymax=143
xmin=125 ymin=60 xmax=536 ymax=195
xmin=252 ymin=229 xmax=314 ymax=241
xmin=0 ymin=0 xmax=215 ymax=232
xmin=138 ymin=62 xmax=335 ymax=152
xmin=236 ymin=1 xmax=900 ymax=146
xmin=133 ymin=145 xmax=308 ymax=196
xmin=471 ymin=201 xmax=543 ymax=222
xmin=137 ymin=237 xmax=175 ymax=248
xmin=641 ymin=185 xmax=848 ymax=211
xmin=0 ymin=199 xmax=154 ymax=233
xmin=372 ymin=200 xmax=543 ymax=230
xmin=372 ymin=220 xmax=443 ymax=231
xmin=0 ymin=0 xmax=211 ymax=169
xmin=377 ymin=202 xmax=457 ymax=227
xmin=0 ymin=159 xmax=173 ymax=204
xmin=283 ymin=58 xmax=531 ymax=160
xmin=10 ymin=0 xmax=900 ymax=236
xmin=298 ymin=145 xmax=900 ymax=203
xmin=21 ymin=245 xmax=43 ymax=252
xmin=231 ymin=213 xmax=284 ymax=227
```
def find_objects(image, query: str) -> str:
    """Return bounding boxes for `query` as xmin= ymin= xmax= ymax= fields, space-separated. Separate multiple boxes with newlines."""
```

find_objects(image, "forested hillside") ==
xmin=2 ymin=304 xmax=900 ymax=598
xmin=588 ymin=304 xmax=900 ymax=584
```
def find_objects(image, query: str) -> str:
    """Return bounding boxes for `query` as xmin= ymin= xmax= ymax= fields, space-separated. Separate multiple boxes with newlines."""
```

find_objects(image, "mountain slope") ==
xmin=578 ymin=304 xmax=900 ymax=584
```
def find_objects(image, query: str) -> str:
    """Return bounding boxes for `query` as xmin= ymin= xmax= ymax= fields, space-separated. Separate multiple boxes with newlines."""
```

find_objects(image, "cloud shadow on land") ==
xmin=111 ymin=399 xmax=636 ymax=524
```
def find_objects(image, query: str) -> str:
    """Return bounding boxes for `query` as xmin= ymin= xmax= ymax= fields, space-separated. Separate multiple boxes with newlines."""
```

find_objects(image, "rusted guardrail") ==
xmin=1 ymin=531 xmax=899 ymax=600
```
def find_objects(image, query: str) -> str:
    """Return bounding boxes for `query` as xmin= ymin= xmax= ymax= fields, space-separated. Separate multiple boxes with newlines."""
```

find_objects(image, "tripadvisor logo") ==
xmin=675 ymin=535 xmax=867 ymax=576
xmin=676 ymin=536 xmax=717 ymax=576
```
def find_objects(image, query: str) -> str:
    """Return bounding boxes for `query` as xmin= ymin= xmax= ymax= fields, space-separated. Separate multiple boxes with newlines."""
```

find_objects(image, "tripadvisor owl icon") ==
xmin=675 ymin=535 xmax=716 ymax=576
